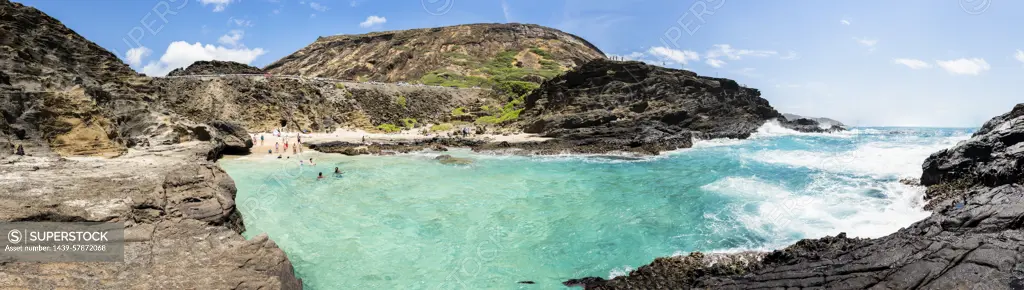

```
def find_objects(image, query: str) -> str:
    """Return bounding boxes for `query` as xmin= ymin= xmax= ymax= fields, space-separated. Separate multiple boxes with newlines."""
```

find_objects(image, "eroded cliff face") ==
xmin=0 ymin=0 xmax=301 ymax=288
xmin=149 ymin=76 xmax=496 ymax=133
xmin=263 ymin=23 xmax=606 ymax=84
xmin=568 ymin=104 xmax=1024 ymax=289
xmin=473 ymin=60 xmax=784 ymax=155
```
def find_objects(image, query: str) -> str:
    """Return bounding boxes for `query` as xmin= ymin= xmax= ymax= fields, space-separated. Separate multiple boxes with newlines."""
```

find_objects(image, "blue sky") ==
xmin=18 ymin=0 xmax=1024 ymax=127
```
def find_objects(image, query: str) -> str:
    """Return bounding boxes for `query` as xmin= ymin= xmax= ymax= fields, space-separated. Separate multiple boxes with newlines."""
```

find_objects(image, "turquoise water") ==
xmin=220 ymin=123 xmax=973 ymax=289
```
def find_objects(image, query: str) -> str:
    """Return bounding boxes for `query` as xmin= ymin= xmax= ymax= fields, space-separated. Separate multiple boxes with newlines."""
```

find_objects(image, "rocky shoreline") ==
xmin=0 ymin=1 xmax=301 ymax=288
xmin=565 ymin=104 xmax=1024 ymax=289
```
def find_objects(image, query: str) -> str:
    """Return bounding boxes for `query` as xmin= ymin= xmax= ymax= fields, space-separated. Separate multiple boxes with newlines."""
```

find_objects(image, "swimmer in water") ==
xmin=317 ymin=172 xmax=324 ymax=179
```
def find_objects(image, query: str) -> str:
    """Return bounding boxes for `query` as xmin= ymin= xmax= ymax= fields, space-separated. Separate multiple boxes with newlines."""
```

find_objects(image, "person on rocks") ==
xmin=15 ymin=144 xmax=25 ymax=156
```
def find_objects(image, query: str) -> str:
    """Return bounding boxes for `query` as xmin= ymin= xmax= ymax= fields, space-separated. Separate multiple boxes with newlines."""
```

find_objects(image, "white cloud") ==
xmin=501 ymin=0 xmax=512 ymax=23
xmin=125 ymin=46 xmax=152 ymax=67
xmin=647 ymin=47 xmax=699 ymax=65
xmin=773 ymin=81 xmax=827 ymax=90
xmin=705 ymin=58 xmax=726 ymax=68
xmin=229 ymin=17 xmax=253 ymax=27
xmin=310 ymin=13 xmax=316 ymax=18
xmin=705 ymin=44 xmax=777 ymax=60
xmin=840 ymin=19 xmax=851 ymax=25
xmin=935 ymin=58 xmax=990 ymax=75
xmin=310 ymin=2 xmax=329 ymax=12
xmin=853 ymin=37 xmax=878 ymax=52
xmin=359 ymin=15 xmax=387 ymax=28
xmin=780 ymin=50 xmax=799 ymax=60
xmin=1015 ymin=49 xmax=1024 ymax=64
xmin=272 ymin=9 xmax=280 ymax=14
xmin=892 ymin=58 xmax=931 ymax=69
xmin=200 ymin=0 xmax=232 ymax=12
xmin=732 ymin=67 xmax=760 ymax=78
xmin=217 ymin=30 xmax=245 ymax=47
xmin=141 ymin=41 xmax=266 ymax=76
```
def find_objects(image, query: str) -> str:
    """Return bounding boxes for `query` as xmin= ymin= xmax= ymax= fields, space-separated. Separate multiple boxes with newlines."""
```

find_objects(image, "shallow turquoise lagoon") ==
xmin=220 ymin=125 xmax=972 ymax=289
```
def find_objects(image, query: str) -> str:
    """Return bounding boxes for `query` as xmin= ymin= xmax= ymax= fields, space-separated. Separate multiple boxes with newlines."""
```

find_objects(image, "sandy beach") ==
xmin=245 ymin=127 xmax=551 ymax=157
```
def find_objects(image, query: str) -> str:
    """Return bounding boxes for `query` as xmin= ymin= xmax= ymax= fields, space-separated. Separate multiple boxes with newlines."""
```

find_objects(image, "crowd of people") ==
xmin=252 ymin=129 xmax=345 ymax=181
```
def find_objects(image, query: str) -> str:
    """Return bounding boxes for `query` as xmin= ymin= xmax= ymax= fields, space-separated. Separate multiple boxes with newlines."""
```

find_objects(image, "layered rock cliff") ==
xmin=263 ymin=23 xmax=606 ymax=86
xmin=0 ymin=0 xmax=300 ymax=288
xmin=167 ymin=60 xmax=264 ymax=76
xmin=568 ymin=104 xmax=1024 ymax=289
xmin=475 ymin=60 xmax=789 ymax=154
xmin=148 ymin=76 xmax=495 ymax=133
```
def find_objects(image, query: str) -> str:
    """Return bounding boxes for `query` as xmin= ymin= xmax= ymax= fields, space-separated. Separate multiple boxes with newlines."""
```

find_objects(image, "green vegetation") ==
xmin=430 ymin=123 xmax=454 ymax=132
xmin=474 ymin=95 xmax=525 ymax=125
xmin=451 ymin=107 xmax=468 ymax=116
xmin=401 ymin=118 xmax=418 ymax=129
xmin=495 ymin=81 xmax=540 ymax=98
xmin=539 ymin=59 xmax=561 ymax=71
xmin=376 ymin=123 xmax=402 ymax=133
xmin=419 ymin=48 xmax=566 ymax=101
xmin=419 ymin=70 xmax=491 ymax=88
xmin=396 ymin=94 xmax=407 ymax=108
xmin=530 ymin=47 xmax=553 ymax=59
xmin=606 ymin=70 xmax=616 ymax=76
xmin=335 ymin=83 xmax=346 ymax=89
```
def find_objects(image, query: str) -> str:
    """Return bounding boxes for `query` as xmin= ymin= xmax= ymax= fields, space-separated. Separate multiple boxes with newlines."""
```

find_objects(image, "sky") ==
xmin=17 ymin=0 xmax=1024 ymax=127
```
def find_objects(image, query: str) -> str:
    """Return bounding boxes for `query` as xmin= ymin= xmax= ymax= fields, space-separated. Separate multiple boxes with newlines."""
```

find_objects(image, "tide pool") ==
xmin=220 ymin=124 xmax=973 ymax=289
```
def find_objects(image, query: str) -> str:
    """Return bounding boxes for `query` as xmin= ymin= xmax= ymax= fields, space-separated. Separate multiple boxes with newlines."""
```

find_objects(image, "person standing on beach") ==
xmin=284 ymin=142 xmax=289 ymax=152
xmin=260 ymin=134 xmax=264 ymax=146
xmin=275 ymin=142 xmax=279 ymax=153
xmin=293 ymin=145 xmax=297 ymax=155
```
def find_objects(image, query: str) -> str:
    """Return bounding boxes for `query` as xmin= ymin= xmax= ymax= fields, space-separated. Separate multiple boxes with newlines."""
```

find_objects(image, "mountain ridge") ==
xmin=263 ymin=23 xmax=606 ymax=88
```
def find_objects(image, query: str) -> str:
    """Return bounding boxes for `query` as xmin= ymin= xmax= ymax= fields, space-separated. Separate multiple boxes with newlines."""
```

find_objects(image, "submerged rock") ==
xmin=778 ymin=117 xmax=847 ymax=133
xmin=435 ymin=154 xmax=473 ymax=165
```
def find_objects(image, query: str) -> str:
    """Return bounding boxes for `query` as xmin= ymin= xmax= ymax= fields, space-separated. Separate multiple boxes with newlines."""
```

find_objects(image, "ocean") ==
xmin=219 ymin=123 xmax=973 ymax=289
